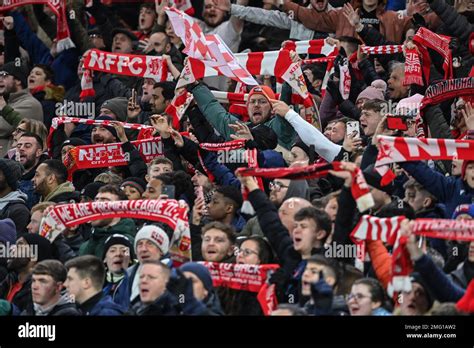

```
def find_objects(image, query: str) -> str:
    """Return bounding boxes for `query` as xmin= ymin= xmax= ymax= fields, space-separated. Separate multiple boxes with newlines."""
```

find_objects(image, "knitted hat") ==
xmin=81 ymin=181 xmax=106 ymax=201
xmin=112 ymin=28 xmax=139 ymax=43
xmin=248 ymin=85 xmax=276 ymax=104
xmin=134 ymin=225 xmax=170 ymax=256
xmin=100 ymin=97 xmax=129 ymax=122
xmin=452 ymin=204 xmax=474 ymax=219
xmin=250 ymin=124 xmax=278 ymax=150
xmin=2 ymin=61 xmax=28 ymax=88
xmin=409 ymin=272 xmax=434 ymax=309
xmin=61 ymin=137 xmax=87 ymax=151
xmin=179 ymin=262 xmax=214 ymax=292
xmin=21 ymin=234 xmax=53 ymax=262
xmin=356 ymin=80 xmax=387 ymax=103
xmin=0 ymin=159 xmax=23 ymax=190
xmin=102 ymin=233 xmax=135 ymax=261
xmin=395 ymin=94 xmax=423 ymax=116
xmin=121 ymin=177 xmax=147 ymax=195
xmin=94 ymin=115 xmax=118 ymax=139
xmin=0 ymin=218 xmax=16 ymax=245
xmin=291 ymin=137 xmax=311 ymax=158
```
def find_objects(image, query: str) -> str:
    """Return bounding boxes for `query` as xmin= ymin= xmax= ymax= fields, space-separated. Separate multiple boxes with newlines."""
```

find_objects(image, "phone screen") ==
xmin=346 ymin=121 xmax=360 ymax=138
xmin=162 ymin=185 xmax=176 ymax=199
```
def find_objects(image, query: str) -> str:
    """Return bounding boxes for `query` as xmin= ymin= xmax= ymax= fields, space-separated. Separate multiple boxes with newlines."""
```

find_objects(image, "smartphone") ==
xmin=346 ymin=121 xmax=360 ymax=139
xmin=162 ymin=185 xmax=176 ymax=199
xmin=386 ymin=116 xmax=409 ymax=131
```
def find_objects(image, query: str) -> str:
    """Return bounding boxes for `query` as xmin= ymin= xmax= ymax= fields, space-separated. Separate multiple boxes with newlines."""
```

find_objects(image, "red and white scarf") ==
xmin=47 ymin=117 xmax=154 ymax=154
xmin=236 ymin=162 xmax=375 ymax=213
xmin=413 ymin=27 xmax=453 ymax=83
xmin=64 ymin=137 xmax=163 ymax=179
xmin=166 ymin=7 xmax=257 ymax=87
xmin=200 ymin=262 xmax=280 ymax=315
xmin=80 ymin=49 xmax=168 ymax=99
xmin=40 ymin=199 xmax=191 ymax=264
xmin=375 ymin=135 xmax=474 ymax=185
xmin=282 ymin=39 xmax=338 ymax=57
xmin=0 ymin=0 xmax=73 ymax=52
xmin=164 ymin=89 xmax=194 ymax=130
xmin=352 ymin=216 xmax=474 ymax=295
xmin=360 ymin=43 xmax=423 ymax=86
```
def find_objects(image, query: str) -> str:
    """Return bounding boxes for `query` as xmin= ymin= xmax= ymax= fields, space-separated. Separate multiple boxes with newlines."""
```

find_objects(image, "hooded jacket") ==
xmin=43 ymin=182 xmax=79 ymax=203
xmin=21 ymin=295 xmax=81 ymax=316
xmin=79 ymin=219 xmax=137 ymax=259
xmin=0 ymin=191 xmax=30 ymax=235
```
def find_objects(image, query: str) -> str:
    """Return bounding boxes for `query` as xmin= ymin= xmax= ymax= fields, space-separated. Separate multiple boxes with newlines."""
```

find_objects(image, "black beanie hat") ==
xmin=21 ymin=234 xmax=53 ymax=262
xmin=102 ymin=234 xmax=135 ymax=262
xmin=94 ymin=115 xmax=119 ymax=140
xmin=0 ymin=159 xmax=23 ymax=190
xmin=81 ymin=181 xmax=106 ymax=201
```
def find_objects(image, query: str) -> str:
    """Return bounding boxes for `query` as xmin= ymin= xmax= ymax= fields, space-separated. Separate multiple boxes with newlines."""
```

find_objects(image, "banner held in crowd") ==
xmin=39 ymin=199 xmax=191 ymax=264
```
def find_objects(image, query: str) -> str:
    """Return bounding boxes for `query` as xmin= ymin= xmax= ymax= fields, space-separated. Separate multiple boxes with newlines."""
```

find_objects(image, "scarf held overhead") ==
xmin=0 ymin=0 xmax=73 ymax=52
xmin=375 ymin=135 xmax=474 ymax=185
xmin=64 ymin=137 xmax=163 ymax=179
xmin=47 ymin=117 xmax=154 ymax=154
xmin=40 ymin=199 xmax=191 ymax=264
xmin=236 ymin=162 xmax=374 ymax=213
xmin=199 ymin=262 xmax=280 ymax=315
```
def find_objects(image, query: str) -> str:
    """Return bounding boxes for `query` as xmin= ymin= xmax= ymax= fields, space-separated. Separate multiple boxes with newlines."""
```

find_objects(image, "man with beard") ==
xmin=32 ymin=159 xmax=79 ymax=203
xmin=0 ymin=158 xmax=30 ymax=234
xmin=0 ymin=234 xmax=53 ymax=313
xmin=21 ymin=260 xmax=81 ymax=316
xmin=90 ymin=116 xmax=119 ymax=145
xmin=16 ymin=133 xmax=47 ymax=209
xmin=151 ymin=81 xmax=176 ymax=115
xmin=144 ymin=32 xmax=184 ymax=71
xmin=190 ymin=84 xmax=295 ymax=150
xmin=79 ymin=185 xmax=137 ymax=259
xmin=0 ymin=62 xmax=43 ymax=157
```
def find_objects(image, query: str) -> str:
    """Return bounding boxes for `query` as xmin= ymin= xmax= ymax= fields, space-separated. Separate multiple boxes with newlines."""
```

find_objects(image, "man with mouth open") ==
xmin=190 ymin=83 xmax=296 ymax=150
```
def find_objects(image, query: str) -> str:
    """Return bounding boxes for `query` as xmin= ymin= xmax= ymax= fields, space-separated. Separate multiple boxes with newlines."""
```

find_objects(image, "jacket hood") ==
xmin=260 ymin=150 xmax=287 ymax=168
xmin=92 ymin=218 xmax=137 ymax=239
xmin=44 ymin=181 xmax=76 ymax=202
xmin=0 ymin=190 xmax=27 ymax=204
xmin=283 ymin=180 xmax=310 ymax=201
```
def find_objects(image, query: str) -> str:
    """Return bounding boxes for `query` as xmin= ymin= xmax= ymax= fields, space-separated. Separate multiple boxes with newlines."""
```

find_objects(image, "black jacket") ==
xmin=0 ymin=273 xmax=32 ymax=312
xmin=21 ymin=298 xmax=81 ymax=316
xmin=127 ymin=290 xmax=181 ymax=316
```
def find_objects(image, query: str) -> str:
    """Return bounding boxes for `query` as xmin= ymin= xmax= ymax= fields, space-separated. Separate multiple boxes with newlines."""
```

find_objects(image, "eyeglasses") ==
xmin=13 ymin=127 xmax=26 ymax=134
xmin=235 ymin=248 xmax=259 ymax=257
xmin=89 ymin=34 xmax=102 ymax=39
xmin=248 ymin=99 xmax=269 ymax=106
xmin=0 ymin=71 xmax=10 ymax=78
xmin=346 ymin=293 xmax=371 ymax=302
xmin=269 ymin=181 xmax=289 ymax=191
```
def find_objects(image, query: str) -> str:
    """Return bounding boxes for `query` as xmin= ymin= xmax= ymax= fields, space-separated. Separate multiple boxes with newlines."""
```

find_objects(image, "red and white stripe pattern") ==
xmin=351 ymin=215 xmax=412 ymax=295
xmin=283 ymin=39 xmax=338 ymax=56
xmin=165 ymin=90 xmax=194 ymax=130
xmin=166 ymin=8 xmax=257 ymax=87
xmin=361 ymin=45 xmax=403 ymax=55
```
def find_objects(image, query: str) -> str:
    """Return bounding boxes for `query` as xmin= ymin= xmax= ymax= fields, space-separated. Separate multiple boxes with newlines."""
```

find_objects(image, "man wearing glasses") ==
xmin=0 ymin=62 xmax=43 ymax=157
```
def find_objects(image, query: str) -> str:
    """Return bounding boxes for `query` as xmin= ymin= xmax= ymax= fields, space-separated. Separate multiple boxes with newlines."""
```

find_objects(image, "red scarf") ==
xmin=200 ymin=262 xmax=280 ymax=315
xmin=64 ymin=137 xmax=163 ymax=179
xmin=1 ymin=0 xmax=73 ymax=52
xmin=351 ymin=216 xmax=474 ymax=296
xmin=81 ymin=49 xmax=168 ymax=99
xmin=375 ymin=135 xmax=474 ymax=185
xmin=413 ymin=27 xmax=453 ymax=84
xmin=236 ymin=162 xmax=374 ymax=213
xmin=47 ymin=117 xmax=154 ymax=155
xmin=40 ymin=199 xmax=191 ymax=264
xmin=403 ymin=47 xmax=423 ymax=86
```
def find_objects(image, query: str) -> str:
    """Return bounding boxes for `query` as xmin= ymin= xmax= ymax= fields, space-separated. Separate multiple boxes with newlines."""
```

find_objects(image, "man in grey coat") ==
xmin=0 ymin=62 xmax=43 ymax=157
